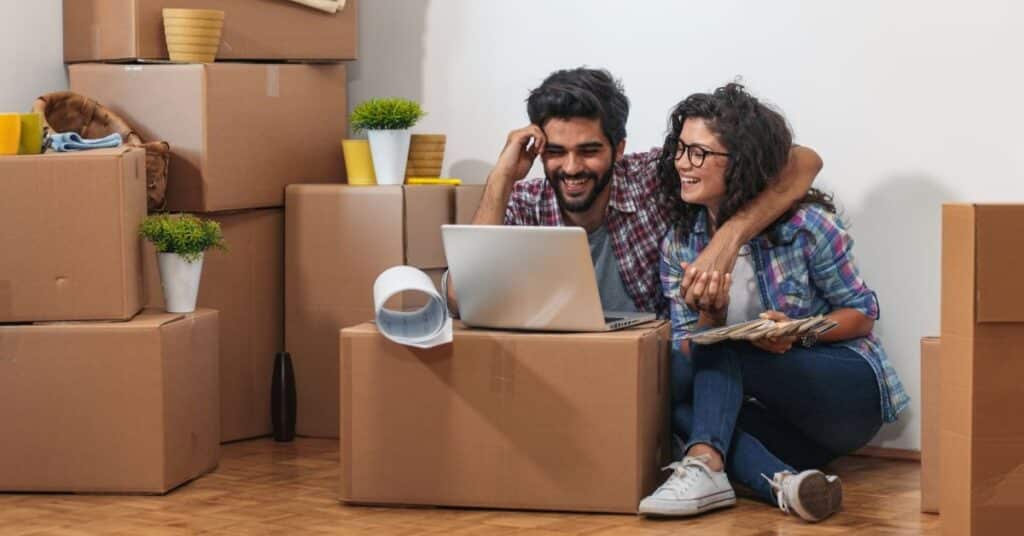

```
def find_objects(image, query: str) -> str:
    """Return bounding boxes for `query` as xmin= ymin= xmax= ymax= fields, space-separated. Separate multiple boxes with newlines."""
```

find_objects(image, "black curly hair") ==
xmin=656 ymin=83 xmax=834 ymax=242
xmin=527 ymin=67 xmax=629 ymax=148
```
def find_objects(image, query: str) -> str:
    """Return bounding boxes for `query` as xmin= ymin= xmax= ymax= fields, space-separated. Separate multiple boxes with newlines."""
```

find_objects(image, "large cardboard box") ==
xmin=285 ymin=184 xmax=453 ymax=437
xmin=69 ymin=63 xmax=347 ymax=212
xmin=63 ymin=0 xmax=358 ymax=62
xmin=941 ymin=204 xmax=1024 ymax=535
xmin=921 ymin=336 xmax=940 ymax=514
xmin=455 ymin=184 xmax=486 ymax=224
xmin=0 ymin=309 xmax=220 ymax=493
xmin=339 ymin=321 xmax=671 ymax=513
xmin=142 ymin=209 xmax=283 ymax=442
xmin=0 ymin=148 xmax=145 ymax=323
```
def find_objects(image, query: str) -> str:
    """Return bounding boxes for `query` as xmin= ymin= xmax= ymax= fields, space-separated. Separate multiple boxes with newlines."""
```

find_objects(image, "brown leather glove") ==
xmin=33 ymin=91 xmax=170 ymax=211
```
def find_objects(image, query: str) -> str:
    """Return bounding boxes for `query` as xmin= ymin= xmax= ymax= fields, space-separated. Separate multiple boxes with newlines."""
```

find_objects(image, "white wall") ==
xmin=0 ymin=0 xmax=66 ymax=112
xmin=351 ymin=0 xmax=1024 ymax=451
xmin=6 ymin=1 xmax=1022 ymax=452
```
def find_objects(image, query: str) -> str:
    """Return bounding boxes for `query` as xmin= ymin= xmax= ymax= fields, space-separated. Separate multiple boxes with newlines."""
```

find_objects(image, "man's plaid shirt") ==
xmin=505 ymin=149 xmax=670 ymax=318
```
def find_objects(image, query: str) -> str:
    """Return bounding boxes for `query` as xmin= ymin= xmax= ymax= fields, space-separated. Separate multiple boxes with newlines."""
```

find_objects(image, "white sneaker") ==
xmin=765 ymin=470 xmax=842 ymax=522
xmin=638 ymin=455 xmax=736 ymax=516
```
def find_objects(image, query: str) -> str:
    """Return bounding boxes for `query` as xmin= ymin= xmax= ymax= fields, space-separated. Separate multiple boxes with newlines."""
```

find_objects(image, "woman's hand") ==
xmin=751 ymin=310 xmax=797 ymax=354
xmin=687 ymin=268 xmax=731 ymax=322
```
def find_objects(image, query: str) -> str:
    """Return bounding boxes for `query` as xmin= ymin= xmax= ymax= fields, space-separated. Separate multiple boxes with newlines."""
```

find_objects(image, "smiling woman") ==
xmin=645 ymin=83 xmax=907 ymax=523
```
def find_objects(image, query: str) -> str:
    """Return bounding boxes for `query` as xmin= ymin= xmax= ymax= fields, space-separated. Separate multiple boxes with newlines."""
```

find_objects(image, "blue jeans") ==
xmin=670 ymin=341 xmax=882 ymax=504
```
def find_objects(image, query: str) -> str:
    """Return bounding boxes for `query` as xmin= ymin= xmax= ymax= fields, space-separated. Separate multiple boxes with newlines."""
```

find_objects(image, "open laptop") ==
xmin=441 ymin=225 xmax=656 ymax=332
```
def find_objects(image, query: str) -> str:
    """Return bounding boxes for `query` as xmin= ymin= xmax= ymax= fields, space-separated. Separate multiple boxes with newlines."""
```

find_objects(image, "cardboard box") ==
xmin=142 ymin=209 xmax=283 ymax=442
xmin=339 ymin=321 xmax=671 ymax=513
xmin=63 ymin=0 xmax=358 ymax=62
xmin=285 ymin=184 xmax=454 ymax=437
xmin=0 ymin=147 xmax=145 ymax=323
xmin=0 ymin=309 xmax=220 ymax=493
xmin=455 ymin=184 xmax=486 ymax=224
xmin=940 ymin=204 xmax=1024 ymax=535
xmin=921 ymin=336 xmax=940 ymax=514
xmin=69 ymin=63 xmax=347 ymax=212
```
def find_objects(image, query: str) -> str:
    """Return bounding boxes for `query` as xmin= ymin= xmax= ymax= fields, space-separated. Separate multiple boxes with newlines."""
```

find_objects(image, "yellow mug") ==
xmin=18 ymin=112 xmax=43 ymax=155
xmin=341 ymin=139 xmax=376 ymax=185
xmin=0 ymin=114 xmax=21 ymax=156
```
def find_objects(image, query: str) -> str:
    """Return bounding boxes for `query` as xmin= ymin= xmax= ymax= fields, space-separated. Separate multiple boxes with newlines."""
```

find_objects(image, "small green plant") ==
xmin=140 ymin=213 xmax=226 ymax=262
xmin=350 ymin=97 xmax=425 ymax=132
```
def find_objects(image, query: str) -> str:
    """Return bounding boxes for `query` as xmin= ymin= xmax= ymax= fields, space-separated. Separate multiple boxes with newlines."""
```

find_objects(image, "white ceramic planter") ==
xmin=158 ymin=252 xmax=204 ymax=313
xmin=367 ymin=129 xmax=411 ymax=185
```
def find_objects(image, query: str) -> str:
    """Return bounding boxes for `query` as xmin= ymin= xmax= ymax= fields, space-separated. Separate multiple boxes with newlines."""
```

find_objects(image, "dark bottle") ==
xmin=271 ymin=351 xmax=296 ymax=442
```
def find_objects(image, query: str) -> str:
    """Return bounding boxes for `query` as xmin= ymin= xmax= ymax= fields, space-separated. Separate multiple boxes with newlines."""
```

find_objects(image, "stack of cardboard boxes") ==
xmin=0 ymin=147 xmax=221 ymax=493
xmin=0 ymin=0 xmax=360 ymax=493
xmin=280 ymin=180 xmax=672 ymax=513
xmin=63 ymin=0 xmax=359 ymax=444
xmin=936 ymin=204 xmax=1024 ymax=535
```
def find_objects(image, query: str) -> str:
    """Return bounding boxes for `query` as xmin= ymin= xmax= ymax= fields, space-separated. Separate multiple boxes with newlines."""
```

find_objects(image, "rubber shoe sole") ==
xmin=638 ymin=489 xmax=736 ymax=517
xmin=793 ymin=473 xmax=842 ymax=522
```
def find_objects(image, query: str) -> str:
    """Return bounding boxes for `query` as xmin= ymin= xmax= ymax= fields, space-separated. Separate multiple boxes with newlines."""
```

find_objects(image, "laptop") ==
xmin=441 ymin=225 xmax=656 ymax=332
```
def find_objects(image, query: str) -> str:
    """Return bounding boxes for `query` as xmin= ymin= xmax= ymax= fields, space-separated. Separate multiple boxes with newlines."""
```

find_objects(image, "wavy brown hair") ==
xmin=656 ymin=83 xmax=834 ymax=243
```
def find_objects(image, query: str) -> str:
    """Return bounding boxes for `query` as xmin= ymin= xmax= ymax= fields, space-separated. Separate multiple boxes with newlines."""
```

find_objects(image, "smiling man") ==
xmin=446 ymin=67 xmax=822 ymax=318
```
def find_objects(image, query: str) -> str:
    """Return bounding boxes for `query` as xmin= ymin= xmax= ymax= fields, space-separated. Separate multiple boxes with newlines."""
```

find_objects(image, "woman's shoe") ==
xmin=766 ymin=469 xmax=842 ymax=522
xmin=638 ymin=455 xmax=736 ymax=516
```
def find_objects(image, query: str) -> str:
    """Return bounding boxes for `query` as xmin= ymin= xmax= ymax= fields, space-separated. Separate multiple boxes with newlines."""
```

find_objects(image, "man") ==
xmin=446 ymin=67 xmax=821 ymax=316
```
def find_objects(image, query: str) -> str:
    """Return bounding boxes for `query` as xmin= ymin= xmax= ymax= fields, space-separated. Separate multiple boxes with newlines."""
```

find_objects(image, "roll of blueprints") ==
xmin=373 ymin=266 xmax=453 ymax=348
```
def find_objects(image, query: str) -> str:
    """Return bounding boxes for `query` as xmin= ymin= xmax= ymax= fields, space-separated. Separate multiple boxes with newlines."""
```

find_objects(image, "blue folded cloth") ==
xmin=47 ymin=132 xmax=123 ymax=152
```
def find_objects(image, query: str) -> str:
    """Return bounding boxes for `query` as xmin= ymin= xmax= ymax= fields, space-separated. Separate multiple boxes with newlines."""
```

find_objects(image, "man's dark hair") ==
xmin=656 ymin=82 xmax=833 ymax=242
xmin=526 ymin=67 xmax=629 ymax=148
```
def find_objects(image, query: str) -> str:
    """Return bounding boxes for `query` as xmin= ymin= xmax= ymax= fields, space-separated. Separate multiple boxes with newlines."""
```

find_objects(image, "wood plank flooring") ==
xmin=0 ymin=438 xmax=940 ymax=535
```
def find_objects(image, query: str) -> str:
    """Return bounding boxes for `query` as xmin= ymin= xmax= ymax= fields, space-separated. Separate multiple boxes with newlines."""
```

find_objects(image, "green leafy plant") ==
xmin=350 ymin=97 xmax=425 ymax=132
xmin=139 ymin=213 xmax=227 ymax=263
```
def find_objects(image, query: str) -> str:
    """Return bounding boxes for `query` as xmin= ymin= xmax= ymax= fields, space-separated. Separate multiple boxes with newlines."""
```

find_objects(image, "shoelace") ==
xmin=762 ymin=472 xmax=793 ymax=515
xmin=657 ymin=456 xmax=711 ymax=497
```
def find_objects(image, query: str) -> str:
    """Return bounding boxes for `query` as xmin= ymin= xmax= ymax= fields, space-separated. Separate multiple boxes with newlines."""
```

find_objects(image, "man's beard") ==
xmin=548 ymin=159 xmax=615 ymax=214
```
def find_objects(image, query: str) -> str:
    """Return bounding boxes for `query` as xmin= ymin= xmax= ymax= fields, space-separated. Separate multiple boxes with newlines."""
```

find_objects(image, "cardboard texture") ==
xmin=142 ymin=209 xmax=283 ymax=442
xmin=0 ymin=147 xmax=145 ymax=323
xmin=339 ymin=321 xmax=671 ymax=513
xmin=921 ymin=336 xmax=940 ymax=514
xmin=69 ymin=63 xmax=347 ymax=212
xmin=0 ymin=309 xmax=220 ymax=493
xmin=285 ymin=184 xmax=454 ymax=437
xmin=455 ymin=184 xmax=486 ymax=224
xmin=940 ymin=204 xmax=1024 ymax=535
xmin=63 ymin=0 xmax=358 ymax=62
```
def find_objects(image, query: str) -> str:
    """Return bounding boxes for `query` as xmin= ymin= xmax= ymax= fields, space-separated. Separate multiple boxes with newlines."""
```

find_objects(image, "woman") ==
xmin=639 ymin=84 xmax=908 ymax=522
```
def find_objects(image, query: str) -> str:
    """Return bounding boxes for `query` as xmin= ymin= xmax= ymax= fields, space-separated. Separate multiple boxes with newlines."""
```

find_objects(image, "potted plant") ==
xmin=351 ymin=97 xmax=425 ymax=185
xmin=140 ymin=213 xmax=226 ymax=313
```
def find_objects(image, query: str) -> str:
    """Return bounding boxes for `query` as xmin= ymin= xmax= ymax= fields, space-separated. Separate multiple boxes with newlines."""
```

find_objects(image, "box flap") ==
xmin=942 ymin=204 xmax=977 ymax=338
xmin=455 ymin=185 xmax=486 ymax=225
xmin=404 ymin=185 xmax=454 ymax=268
xmin=975 ymin=205 xmax=1024 ymax=323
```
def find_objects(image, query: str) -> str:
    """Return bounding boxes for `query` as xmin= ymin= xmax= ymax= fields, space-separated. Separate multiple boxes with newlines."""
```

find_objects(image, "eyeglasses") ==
xmin=674 ymin=141 xmax=730 ymax=168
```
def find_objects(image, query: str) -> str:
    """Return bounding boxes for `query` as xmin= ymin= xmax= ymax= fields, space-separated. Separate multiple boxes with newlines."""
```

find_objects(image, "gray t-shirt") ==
xmin=726 ymin=245 xmax=765 ymax=322
xmin=588 ymin=225 xmax=639 ymax=313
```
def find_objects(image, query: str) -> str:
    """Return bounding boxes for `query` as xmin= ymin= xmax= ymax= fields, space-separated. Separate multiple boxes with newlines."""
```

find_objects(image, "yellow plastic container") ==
xmin=341 ymin=139 xmax=376 ymax=185
xmin=0 ymin=114 xmax=21 ymax=156
xmin=17 ymin=112 xmax=43 ymax=155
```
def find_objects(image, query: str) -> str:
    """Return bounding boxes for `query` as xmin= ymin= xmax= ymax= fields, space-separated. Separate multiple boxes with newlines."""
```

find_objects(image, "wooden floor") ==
xmin=0 ymin=438 xmax=940 ymax=535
